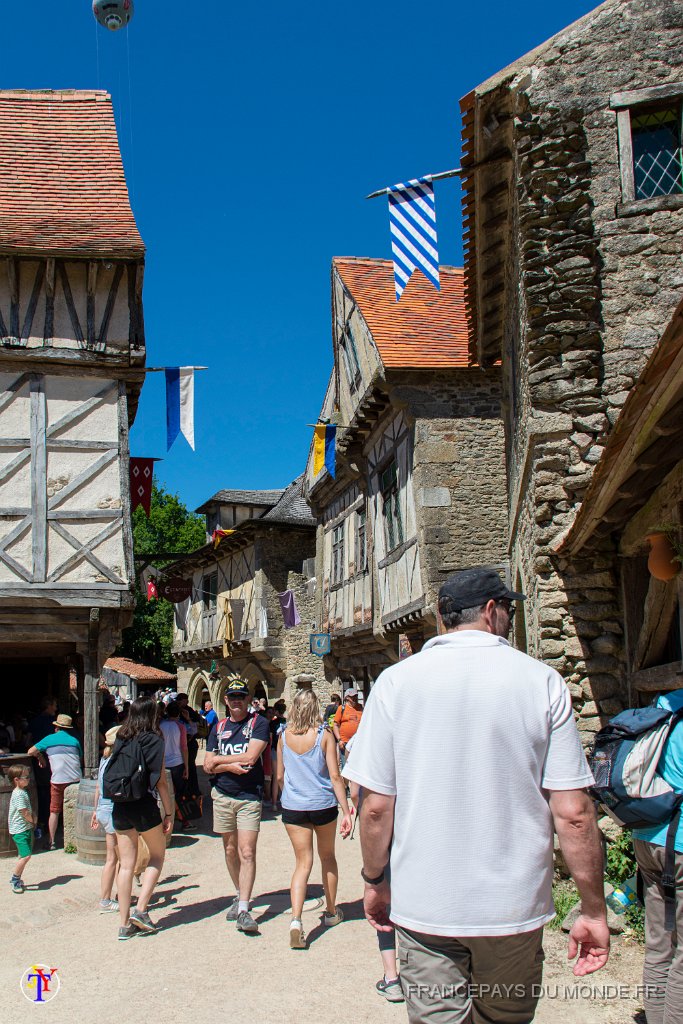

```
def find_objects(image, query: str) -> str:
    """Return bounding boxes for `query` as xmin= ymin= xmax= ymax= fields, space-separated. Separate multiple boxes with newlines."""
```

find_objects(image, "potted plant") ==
xmin=645 ymin=524 xmax=683 ymax=582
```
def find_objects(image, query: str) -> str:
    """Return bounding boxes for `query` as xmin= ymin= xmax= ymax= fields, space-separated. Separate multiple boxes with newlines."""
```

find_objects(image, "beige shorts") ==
xmin=211 ymin=789 xmax=262 ymax=833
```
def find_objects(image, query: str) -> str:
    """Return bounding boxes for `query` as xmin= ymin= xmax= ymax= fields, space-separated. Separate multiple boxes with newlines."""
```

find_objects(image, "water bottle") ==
xmin=606 ymin=875 xmax=639 ymax=914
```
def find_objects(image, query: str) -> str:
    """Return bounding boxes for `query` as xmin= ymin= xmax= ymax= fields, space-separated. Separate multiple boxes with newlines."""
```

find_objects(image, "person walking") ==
xmin=106 ymin=696 xmax=173 ymax=941
xmin=27 ymin=714 xmax=82 ymax=850
xmin=332 ymin=690 xmax=363 ymax=768
xmin=90 ymin=726 xmax=120 ymax=913
xmin=277 ymin=689 xmax=353 ymax=949
xmin=176 ymin=693 xmax=201 ymax=798
xmin=7 ymin=765 xmax=36 ymax=893
xmin=204 ymin=679 xmax=270 ymax=935
xmin=159 ymin=701 xmax=189 ymax=828
xmin=632 ymin=687 xmax=683 ymax=1024
xmin=345 ymin=568 xmax=610 ymax=1023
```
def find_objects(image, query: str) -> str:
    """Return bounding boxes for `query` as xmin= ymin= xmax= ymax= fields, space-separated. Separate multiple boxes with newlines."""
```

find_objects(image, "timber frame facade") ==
xmin=0 ymin=90 xmax=145 ymax=773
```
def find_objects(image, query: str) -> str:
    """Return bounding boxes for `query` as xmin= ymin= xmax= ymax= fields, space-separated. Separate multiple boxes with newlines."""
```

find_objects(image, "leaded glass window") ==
xmin=381 ymin=462 xmax=403 ymax=552
xmin=631 ymin=106 xmax=683 ymax=200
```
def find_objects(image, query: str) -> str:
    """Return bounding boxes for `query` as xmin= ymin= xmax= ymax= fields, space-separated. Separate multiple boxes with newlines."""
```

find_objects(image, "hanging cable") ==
xmin=94 ymin=13 xmax=100 ymax=88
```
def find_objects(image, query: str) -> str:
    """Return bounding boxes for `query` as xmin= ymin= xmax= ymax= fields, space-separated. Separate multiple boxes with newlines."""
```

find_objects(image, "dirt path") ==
xmin=1 ymin=785 xmax=645 ymax=1024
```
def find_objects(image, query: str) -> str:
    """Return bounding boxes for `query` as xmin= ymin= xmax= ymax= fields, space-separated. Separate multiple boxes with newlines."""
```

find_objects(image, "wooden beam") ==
xmin=0 ymin=507 xmax=30 ymax=517
xmin=87 ymin=262 xmax=98 ymax=350
xmin=30 ymin=374 xmax=47 ymax=582
xmin=118 ymin=380 xmax=134 ymax=586
xmin=20 ymin=262 xmax=45 ymax=346
xmin=46 ymin=439 xmax=118 ymax=451
xmin=84 ymin=609 xmax=100 ymax=778
xmin=8 ymin=257 xmax=19 ymax=342
xmin=632 ymin=661 xmax=683 ymax=692
xmin=47 ymin=509 xmax=123 ymax=521
xmin=57 ymin=261 xmax=85 ymax=349
xmin=633 ymin=576 xmax=679 ymax=671
xmin=0 ymin=448 xmax=31 ymax=487
xmin=44 ymin=258 xmax=55 ymax=347
xmin=48 ymin=518 xmax=123 ymax=584
xmin=98 ymin=264 xmax=123 ymax=351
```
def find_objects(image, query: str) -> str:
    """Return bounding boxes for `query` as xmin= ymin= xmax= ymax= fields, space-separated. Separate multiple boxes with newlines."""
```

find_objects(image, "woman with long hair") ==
xmin=277 ymin=689 xmax=353 ymax=949
xmin=90 ymin=725 xmax=120 ymax=913
xmin=109 ymin=696 xmax=173 ymax=941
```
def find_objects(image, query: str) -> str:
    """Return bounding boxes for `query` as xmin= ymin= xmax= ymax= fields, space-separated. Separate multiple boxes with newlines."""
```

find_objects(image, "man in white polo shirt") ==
xmin=344 ymin=568 xmax=609 ymax=1023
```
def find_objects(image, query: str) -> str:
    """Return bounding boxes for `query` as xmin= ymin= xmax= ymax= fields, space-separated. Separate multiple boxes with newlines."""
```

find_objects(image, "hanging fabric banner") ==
xmin=165 ymin=367 xmax=195 ymax=450
xmin=130 ymin=457 xmax=157 ymax=516
xmin=257 ymin=605 xmax=268 ymax=639
xmin=277 ymin=589 xmax=301 ymax=629
xmin=388 ymin=177 xmax=440 ymax=301
xmin=313 ymin=424 xmax=336 ymax=478
xmin=212 ymin=528 xmax=235 ymax=549
xmin=146 ymin=578 xmax=158 ymax=601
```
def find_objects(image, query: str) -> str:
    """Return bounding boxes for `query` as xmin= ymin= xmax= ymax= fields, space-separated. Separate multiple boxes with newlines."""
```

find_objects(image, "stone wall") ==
xmin=500 ymin=0 xmax=683 ymax=727
xmin=389 ymin=369 xmax=508 ymax=603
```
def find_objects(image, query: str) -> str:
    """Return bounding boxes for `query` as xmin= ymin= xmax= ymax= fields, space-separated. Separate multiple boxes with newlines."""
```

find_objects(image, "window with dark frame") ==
xmin=611 ymin=84 xmax=683 ymax=210
xmin=632 ymin=105 xmax=683 ymax=200
xmin=355 ymin=508 xmax=368 ymax=575
xmin=380 ymin=461 xmax=403 ymax=552
xmin=340 ymin=321 xmax=362 ymax=393
xmin=332 ymin=523 xmax=345 ymax=585
xmin=202 ymin=572 xmax=218 ymax=611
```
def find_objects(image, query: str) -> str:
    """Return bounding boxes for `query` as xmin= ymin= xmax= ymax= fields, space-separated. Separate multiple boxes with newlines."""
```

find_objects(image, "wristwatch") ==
xmin=361 ymin=867 xmax=385 ymax=885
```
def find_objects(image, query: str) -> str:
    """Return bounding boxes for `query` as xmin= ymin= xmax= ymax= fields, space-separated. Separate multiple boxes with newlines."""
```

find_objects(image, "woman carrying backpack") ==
xmin=106 ymin=696 xmax=173 ymax=941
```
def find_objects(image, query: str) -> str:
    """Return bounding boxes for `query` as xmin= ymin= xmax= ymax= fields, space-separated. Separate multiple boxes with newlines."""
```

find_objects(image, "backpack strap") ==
xmin=662 ymin=797 xmax=682 ymax=932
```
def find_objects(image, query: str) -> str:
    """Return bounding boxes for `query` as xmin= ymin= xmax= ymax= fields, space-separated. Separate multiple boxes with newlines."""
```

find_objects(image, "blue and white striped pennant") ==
xmin=388 ymin=177 xmax=440 ymax=301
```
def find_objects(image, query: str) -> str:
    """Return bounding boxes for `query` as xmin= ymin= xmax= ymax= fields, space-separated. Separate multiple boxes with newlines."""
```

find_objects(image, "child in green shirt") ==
xmin=7 ymin=765 xmax=35 ymax=893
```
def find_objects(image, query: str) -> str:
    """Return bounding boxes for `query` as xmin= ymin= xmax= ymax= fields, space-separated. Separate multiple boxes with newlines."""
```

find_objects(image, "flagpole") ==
xmin=144 ymin=366 xmax=208 ymax=372
xmin=365 ymin=168 xmax=463 ymax=200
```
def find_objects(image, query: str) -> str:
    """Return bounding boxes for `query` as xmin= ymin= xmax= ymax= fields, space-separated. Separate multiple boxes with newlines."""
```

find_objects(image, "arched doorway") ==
xmin=187 ymin=670 xmax=211 ymax=712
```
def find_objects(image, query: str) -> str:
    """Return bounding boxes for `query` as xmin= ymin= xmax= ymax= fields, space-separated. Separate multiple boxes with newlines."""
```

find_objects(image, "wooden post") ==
xmin=84 ymin=607 xmax=100 ymax=779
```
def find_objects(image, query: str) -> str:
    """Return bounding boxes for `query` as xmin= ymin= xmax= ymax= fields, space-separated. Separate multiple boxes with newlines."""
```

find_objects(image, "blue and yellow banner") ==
xmin=313 ymin=424 xmax=336 ymax=478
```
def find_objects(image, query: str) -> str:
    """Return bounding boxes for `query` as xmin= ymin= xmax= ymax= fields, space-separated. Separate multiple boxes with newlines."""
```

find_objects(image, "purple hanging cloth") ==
xmin=277 ymin=589 xmax=301 ymax=629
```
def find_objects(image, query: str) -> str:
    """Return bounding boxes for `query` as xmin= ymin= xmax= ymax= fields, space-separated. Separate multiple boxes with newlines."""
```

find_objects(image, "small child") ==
xmin=7 ymin=766 xmax=35 ymax=893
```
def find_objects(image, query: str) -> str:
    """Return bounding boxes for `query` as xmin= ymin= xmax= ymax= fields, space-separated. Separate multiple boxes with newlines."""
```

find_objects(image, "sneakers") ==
xmin=10 ymin=877 xmax=25 ymax=894
xmin=376 ymin=977 xmax=404 ymax=1003
xmin=323 ymin=906 xmax=344 ymax=927
xmin=225 ymin=897 xmax=240 ymax=922
xmin=289 ymin=919 xmax=306 ymax=949
xmin=99 ymin=899 xmax=119 ymax=913
xmin=118 ymin=924 xmax=137 ymax=941
xmin=48 ymin=842 xmax=56 ymax=851
xmin=236 ymin=910 xmax=259 ymax=934
xmin=129 ymin=908 xmax=159 ymax=933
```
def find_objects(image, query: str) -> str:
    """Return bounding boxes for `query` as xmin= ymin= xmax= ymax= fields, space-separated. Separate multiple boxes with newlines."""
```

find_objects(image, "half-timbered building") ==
xmin=0 ymin=90 xmax=145 ymax=772
xmin=304 ymin=257 xmax=507 ymax=694
xmin=170 ymin=477 xmax=320 ymax=708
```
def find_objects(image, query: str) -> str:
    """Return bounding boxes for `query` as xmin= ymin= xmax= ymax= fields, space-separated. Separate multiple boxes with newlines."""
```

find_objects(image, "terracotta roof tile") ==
xmin=103 ymin=658 xmax=176 ymax=682
xmin=333 ymin=257 xmax=473 ymax=368
xmin=0 ymin=90 xmax=144 ymax=258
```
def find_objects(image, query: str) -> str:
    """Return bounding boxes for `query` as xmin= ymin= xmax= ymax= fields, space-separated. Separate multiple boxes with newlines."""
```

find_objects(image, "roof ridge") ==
xmin=0 ymin=89 xmax=110 ymax=101
xmin=333 ymin=256 xmax=463 ymax=274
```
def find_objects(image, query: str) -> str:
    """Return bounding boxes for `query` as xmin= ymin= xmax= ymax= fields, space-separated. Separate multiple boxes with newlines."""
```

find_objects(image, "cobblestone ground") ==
xmin=2 ymin=781 xmax=645 ymax=1024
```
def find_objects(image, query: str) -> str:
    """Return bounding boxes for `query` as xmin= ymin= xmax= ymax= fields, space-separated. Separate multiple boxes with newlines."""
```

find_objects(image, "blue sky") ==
xmin=2 ymin=0 xmax=598 ymax=512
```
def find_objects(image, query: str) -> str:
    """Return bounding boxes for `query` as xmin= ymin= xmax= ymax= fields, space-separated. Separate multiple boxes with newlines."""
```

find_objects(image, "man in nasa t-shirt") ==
xmin=204 ymin=679 xmax=269 ymax=935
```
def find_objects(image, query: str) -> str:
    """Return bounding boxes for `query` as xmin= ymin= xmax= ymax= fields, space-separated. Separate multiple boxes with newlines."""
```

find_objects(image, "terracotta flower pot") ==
xmin=646 ymin=532 xmax=680 ymax=582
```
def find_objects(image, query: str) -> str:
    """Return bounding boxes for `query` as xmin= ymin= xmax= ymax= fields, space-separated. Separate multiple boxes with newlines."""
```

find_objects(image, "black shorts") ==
xmin=112 ymin=795 xmax=162 ymax=834
xmin=281 ymin=805 xmax=338 ymax=827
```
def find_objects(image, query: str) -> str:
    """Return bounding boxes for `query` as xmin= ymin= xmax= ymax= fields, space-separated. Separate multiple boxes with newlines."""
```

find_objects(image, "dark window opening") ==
xmin=632 ymin=105 xmax=683 ymax=200
xmin=381 ymin=461 xmax=404 ymax=552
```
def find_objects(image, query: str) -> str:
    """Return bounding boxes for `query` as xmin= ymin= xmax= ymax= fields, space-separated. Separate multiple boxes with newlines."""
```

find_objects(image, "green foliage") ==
xmin=116 ymin=481 xmax=205 ymax=671
xmin=548 ymin=880 xmax=580 ymax=931
xmin=64 ymin=842 xmax=77 ymax=854
xmin=605 ymin=827 xmax=645 ymax=943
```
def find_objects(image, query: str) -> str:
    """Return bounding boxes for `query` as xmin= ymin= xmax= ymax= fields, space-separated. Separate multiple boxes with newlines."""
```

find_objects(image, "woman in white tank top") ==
xmin=277 ymin=689 xmax=353 ymax=949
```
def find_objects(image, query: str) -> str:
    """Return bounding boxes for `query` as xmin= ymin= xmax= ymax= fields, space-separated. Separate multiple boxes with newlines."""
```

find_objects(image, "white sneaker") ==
xmin=289 ymin=919 xmax=306 ymax=949
xmin=323 ymin=906 xmax=344 ymax=927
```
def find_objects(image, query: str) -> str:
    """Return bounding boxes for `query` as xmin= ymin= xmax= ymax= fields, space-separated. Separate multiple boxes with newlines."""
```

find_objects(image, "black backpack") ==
xmin=103 ymin=735 xmax=150 ymax=802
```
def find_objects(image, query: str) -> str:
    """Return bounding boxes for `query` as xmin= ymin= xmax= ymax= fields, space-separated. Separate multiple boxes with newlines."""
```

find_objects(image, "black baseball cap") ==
xmin=438 ymin=569 xmax=525 ymax=612
xmin=224 ymin=680 xmax=250 ymax=699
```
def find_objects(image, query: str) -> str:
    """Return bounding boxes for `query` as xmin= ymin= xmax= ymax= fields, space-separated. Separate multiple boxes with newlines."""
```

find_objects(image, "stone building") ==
xmin=0 ymin=90 xmax=145 ymax=772
xmin=170 ymin=476 xmax=320 ymax=709
xmin=303 ymin=257 xmax=507 ymax=693
xmin=459 ymin=0 xmax=683 ymax=737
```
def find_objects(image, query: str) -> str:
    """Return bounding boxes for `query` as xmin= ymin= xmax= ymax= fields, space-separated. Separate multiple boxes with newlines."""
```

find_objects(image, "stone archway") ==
xmin=187 ymin=669 xmax=210 ymax=712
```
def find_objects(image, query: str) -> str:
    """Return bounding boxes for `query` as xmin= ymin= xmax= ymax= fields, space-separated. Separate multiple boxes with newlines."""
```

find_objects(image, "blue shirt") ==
xmin=203 ymin=709 xmax=218 ymax=728
xmin=633 ymin=690 xmax=683 ymax=853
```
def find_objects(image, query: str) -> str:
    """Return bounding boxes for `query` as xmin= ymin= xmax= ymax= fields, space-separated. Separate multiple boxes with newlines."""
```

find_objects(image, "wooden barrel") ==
xmin=0 ymin=756 xmax=38 ymax=859
xmin=76 ymin=779 xmax=106 ymax=866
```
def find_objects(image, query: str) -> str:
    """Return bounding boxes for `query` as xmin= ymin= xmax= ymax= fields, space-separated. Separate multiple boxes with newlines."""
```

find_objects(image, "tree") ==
xmin=116 ymin=481 xmax=206 ymax=671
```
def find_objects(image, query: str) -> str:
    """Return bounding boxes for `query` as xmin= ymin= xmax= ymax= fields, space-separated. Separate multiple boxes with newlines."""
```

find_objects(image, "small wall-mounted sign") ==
xmin=398 ymin=634 xmax=413 ymax=660
xmin=310 ymin=633 xmax=331 ymax=657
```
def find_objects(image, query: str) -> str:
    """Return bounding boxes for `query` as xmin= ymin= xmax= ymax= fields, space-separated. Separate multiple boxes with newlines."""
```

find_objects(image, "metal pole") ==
xmin=365 ymin=167 xmax=463 ymax=200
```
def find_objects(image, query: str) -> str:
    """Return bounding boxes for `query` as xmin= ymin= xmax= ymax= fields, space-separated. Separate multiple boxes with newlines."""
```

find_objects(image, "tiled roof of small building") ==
xmin=263 ymin=474 xmax=315 ymax=526
xmin=0 ymin=90 xmax=144 ymax=258
xmin=103 ymin=658 xmax=176 ymax=681
xmin=333 ymin=257 xmax=472 ymax=368
xmin=195 ymin=488 xmax=285 ymax=515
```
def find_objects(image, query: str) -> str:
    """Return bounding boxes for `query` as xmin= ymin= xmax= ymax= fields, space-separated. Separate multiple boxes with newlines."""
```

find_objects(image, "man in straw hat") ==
xmin=28 ymin=713 xmax=83 ymax=851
